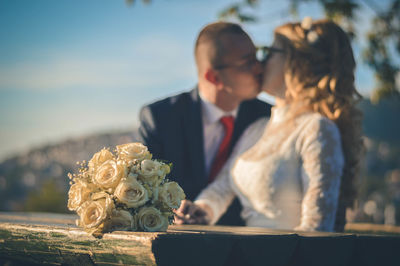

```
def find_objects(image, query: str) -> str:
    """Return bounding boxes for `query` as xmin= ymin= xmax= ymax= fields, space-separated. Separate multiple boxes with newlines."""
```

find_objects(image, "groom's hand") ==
xmin=173 ymin=199 xmax=191 ymax=224
xmin=174 ymin=200 xmax=211 ymax=225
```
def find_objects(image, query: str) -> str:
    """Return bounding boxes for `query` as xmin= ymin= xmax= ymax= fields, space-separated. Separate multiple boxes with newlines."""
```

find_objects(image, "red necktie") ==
xmin=208 ymin=116 xmax=235 ymax=183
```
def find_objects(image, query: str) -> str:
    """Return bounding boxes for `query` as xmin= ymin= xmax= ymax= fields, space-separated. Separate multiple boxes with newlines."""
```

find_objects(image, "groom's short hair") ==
xmin=194 ymin=22 xmax=249 ymax=67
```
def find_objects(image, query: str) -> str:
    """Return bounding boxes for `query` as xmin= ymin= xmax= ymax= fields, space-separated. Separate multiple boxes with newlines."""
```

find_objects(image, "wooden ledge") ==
xmin=1 ymin=212 xmax=400 ymax=266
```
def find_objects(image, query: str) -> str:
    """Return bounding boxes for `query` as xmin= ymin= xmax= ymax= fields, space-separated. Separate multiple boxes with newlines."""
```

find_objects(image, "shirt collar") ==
xmin=199 ymin=90 xmax=238 ymax=125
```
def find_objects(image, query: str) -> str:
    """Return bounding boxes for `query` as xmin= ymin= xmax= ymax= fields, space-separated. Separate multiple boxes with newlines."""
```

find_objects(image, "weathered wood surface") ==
xmin=1 ymin=212 xmax=400 ymax=266
xmin=345 ymin=222 xmax=400 ymax=235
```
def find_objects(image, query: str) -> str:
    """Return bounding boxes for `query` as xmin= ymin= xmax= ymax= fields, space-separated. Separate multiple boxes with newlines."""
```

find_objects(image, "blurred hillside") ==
xmin=354 ymin=98 xmax=400 ymax=225
xmin=0 ymin=130 xmax=136 ymax=213
xmin=0 ymin=98 xmax=399 ymax=225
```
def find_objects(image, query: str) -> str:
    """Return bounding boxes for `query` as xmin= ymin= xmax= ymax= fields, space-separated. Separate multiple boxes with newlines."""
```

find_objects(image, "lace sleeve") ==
xmin=195 ymin=117 xmax=268 ymax=225
xmin=195 ymin=158 xmax=236 ymax=224
xmin=295 ymin=116 xmax=344 ymax=232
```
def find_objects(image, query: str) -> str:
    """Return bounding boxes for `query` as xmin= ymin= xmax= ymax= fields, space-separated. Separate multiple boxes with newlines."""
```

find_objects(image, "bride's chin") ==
xmin=263 ymin=84 xmax=287 ymax=99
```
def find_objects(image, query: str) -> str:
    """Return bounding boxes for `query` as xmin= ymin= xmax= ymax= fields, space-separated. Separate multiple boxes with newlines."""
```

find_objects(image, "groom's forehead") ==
xmin=218 ymin=34 xmax=255 ymax=57
xmin=195 ymin=32 xmax=255 ymax=66
xmin=219 ymin=33 xmax=253 ymax=47
xmin=198 ymin=32 xmax=253 ymax=51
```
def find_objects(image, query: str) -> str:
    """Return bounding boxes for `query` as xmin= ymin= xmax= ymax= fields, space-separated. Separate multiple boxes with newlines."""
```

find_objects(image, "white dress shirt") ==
xmin=198 ymin=92 xmax=238 ymax=178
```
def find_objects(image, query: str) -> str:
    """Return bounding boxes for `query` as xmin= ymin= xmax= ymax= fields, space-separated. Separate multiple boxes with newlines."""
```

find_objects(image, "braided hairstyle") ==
xmin=274 ymin=19 xmax=364 ymax=231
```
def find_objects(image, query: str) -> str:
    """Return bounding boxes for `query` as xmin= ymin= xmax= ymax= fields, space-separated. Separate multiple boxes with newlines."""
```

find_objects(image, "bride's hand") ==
xmin=174 ymin=200 xmax=213 ymax=225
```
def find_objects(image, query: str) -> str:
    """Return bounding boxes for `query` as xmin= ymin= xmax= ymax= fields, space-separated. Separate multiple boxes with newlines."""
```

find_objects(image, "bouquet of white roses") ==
xmin=67 ymin=142 xmax=185 ymax=236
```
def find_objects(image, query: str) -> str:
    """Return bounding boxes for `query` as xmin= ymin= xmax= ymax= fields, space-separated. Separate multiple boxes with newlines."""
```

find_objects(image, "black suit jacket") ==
xmin=137 ymin=87 xmax=271 ymax=225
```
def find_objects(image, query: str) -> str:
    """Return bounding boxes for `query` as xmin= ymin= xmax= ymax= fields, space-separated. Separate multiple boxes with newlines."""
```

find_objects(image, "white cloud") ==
xmin=0 ymin=34 xmax=196 ymax=92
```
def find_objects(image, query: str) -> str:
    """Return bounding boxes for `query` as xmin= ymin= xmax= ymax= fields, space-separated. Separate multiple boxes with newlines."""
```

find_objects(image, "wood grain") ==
xmin=1 ymin=212 xmax=400 ymax=266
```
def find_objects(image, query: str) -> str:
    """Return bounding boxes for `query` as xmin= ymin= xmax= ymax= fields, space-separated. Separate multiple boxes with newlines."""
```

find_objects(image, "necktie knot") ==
xmin=220 ymin=116 xmax=234 ymax=131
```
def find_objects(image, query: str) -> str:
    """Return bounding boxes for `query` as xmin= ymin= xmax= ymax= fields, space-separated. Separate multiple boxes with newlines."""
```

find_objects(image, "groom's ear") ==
xmin=204 ymin=69 xmax=222 ymax=88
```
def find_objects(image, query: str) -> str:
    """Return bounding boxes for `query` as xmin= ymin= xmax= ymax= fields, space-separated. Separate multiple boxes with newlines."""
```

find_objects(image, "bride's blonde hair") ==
xmin=275 ymin=19 xmax=364 ymax=231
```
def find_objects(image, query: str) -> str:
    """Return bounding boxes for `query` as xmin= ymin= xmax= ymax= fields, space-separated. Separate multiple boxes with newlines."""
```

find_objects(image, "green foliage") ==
xmin=364 ymin=0 xmax=400 ymax=103
xmin=218 ymin=2 xmax=258 ymax=23
xmin=322 ymin=0 xmax=359 ymax=20
xmin=23 ymin=179 xmax=69 ymax=213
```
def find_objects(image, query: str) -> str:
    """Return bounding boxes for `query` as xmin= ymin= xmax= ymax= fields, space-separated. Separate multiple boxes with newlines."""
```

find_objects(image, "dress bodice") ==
xmin=195 ymin=105 xmax=344 ymax=232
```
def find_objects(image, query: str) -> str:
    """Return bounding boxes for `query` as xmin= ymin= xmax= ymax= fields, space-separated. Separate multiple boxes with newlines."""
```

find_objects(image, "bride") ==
xmin=175 ymin=18 xmax=364 ymax=232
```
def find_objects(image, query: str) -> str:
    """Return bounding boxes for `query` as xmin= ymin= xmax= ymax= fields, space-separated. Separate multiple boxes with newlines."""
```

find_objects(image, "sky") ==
xmin=0 ymin=0 xmax=382 ymax=161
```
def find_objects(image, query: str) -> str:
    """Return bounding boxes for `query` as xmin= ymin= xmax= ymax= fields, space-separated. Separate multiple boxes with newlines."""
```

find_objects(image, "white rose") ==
xmin=77 ymin=194 xmax=114 ymax=230
xmin=92 ymin=160 xmax=127 ymax=190
xmin=90 ymin=191 xmax=111 ymax=201
xmin=106 ymin=209 xmax=134 ymax=231
xmin=67 ymin=180 xmax=95 ymax=211
xmin=137 ymin=206 xmax=169 ymax=232
xmin=88 ymin=148 xmax=114 ymax=174
xmin=158 ymin=182 xmax=186 ymax=209
xmin=116 ymin=143 xmax=152 ymax=163
xmin=114 ymin=174 xmax=149 ymax=208
xmin=150 ymin=186 xmax=159 ymax=203
xmin=137 ymin=160 xmax=169 ymax=186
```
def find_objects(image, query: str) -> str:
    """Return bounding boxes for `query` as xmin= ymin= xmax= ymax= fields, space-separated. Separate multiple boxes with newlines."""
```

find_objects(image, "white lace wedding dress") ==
xmin=195 ymin=105 xmax=344 ymax=232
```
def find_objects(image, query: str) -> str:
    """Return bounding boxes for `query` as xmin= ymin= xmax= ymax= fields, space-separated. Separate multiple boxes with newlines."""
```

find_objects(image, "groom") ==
xmin=136 ymin=22 xmax=271 ymax=225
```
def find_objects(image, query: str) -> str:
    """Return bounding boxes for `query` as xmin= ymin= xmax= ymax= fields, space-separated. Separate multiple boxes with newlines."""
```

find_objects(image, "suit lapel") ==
xmin=182 ymin=87 xmax=206 ymax=187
